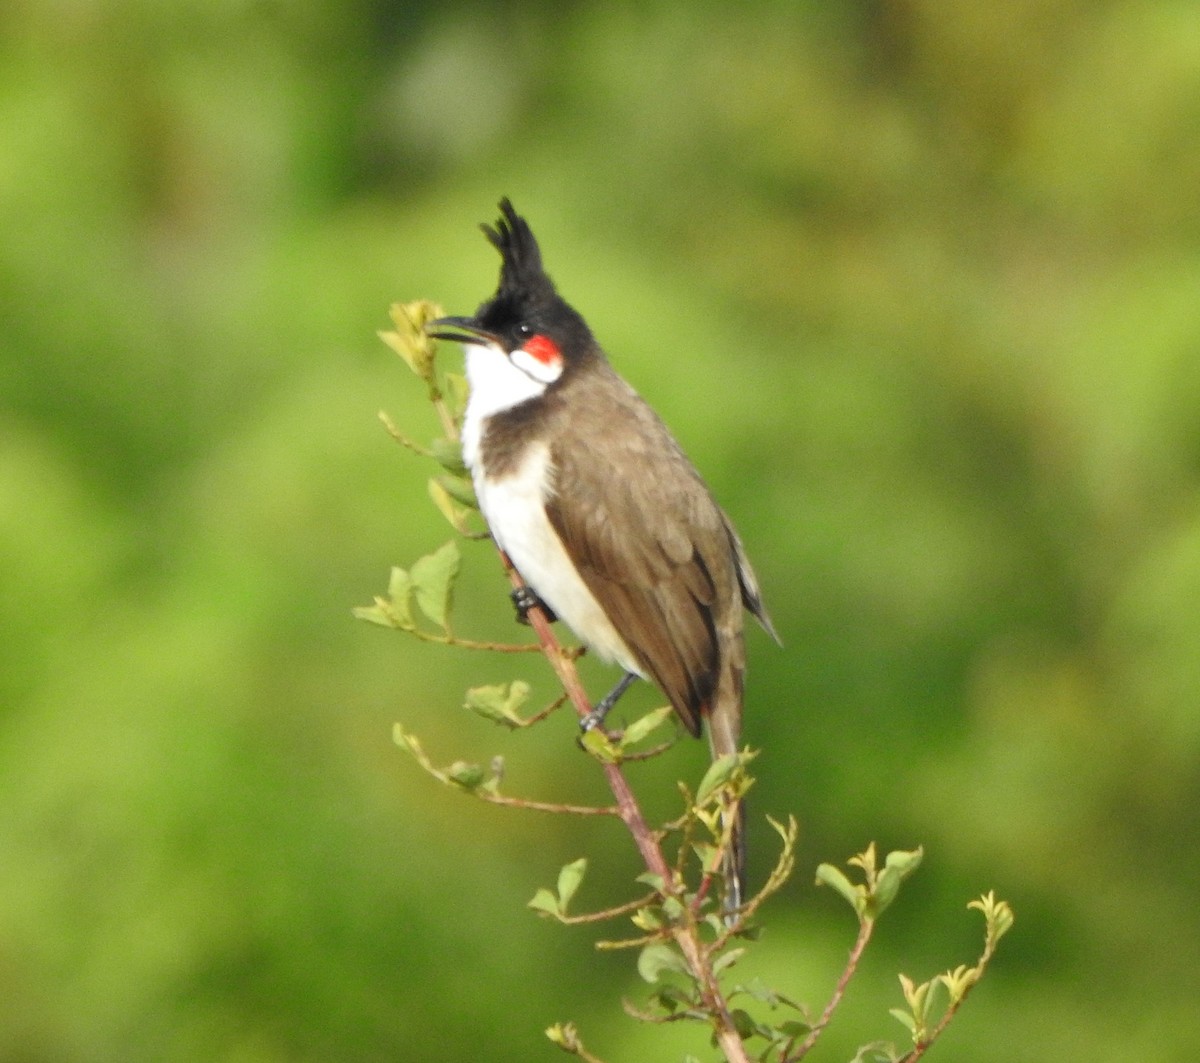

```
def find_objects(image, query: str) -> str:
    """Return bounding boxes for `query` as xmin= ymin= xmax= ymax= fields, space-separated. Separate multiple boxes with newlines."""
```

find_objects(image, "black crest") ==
xmin=472 ymin=200 xmax=593 ymax=353
xmin=479 ymin=199 xmax=558 ymax=311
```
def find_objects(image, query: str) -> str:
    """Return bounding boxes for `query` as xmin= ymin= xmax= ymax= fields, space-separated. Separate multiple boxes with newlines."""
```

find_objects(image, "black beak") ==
xmin=425 ymin=316 xmax=501 ymax=346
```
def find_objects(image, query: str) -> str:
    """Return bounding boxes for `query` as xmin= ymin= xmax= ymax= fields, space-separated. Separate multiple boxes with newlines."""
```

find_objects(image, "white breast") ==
xmin=460 ymin=342 xmax=642 ymax=676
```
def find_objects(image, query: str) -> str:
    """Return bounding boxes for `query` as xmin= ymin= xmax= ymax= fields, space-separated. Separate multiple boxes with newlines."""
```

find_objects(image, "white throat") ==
xmin=461 ymin=341 xmax=549 ymax=472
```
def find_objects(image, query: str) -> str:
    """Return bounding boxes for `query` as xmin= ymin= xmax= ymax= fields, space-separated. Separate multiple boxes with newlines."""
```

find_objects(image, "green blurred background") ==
xmin=3 ymin=1 xmax=1199 ymax=1060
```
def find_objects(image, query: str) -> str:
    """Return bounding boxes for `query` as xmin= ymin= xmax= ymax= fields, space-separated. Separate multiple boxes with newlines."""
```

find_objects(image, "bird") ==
xmin=427 ymin=199 xmax=778 ymax=911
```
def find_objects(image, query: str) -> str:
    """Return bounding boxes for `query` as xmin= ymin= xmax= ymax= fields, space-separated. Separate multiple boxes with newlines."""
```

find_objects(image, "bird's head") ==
xmin=427 ymin=199 xmax=594 ymax=388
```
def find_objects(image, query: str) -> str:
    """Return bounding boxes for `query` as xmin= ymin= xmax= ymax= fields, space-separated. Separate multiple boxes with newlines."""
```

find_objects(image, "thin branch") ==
xmin=497 ymin=552 xmax=752 ymax=1063
xmin=518 ymin=691 xmax=571 ymax=728
xmin=898 ymin=932 xmax=1001 ymax=1062
xmin=553 ymin=892 xmax=660 ymax=927
xmin=479 ymin=792 xmax=618 ymax=817
xmin=784 ymin=916 xmax=876 ymax=1062
xmin=594 ymin=932 xmax=667 ymax=951
xmin=395 ymin=725 xmax=616 ymax=815
xmin=547 ymin=1022 xmax=609 ymax=1063
xmin=712 ymin=815 xmax=798 ymax=951
xmin=619 ymin=736 xmax=681 ymax=761
xmin=378 ymin=410 xmax=434 ymax=457
xmin=405 ymin=626 xmax=546 ymax=653
xmin=428 ymin=380 xmax=459 ymax=442
xmin=622 ymin=999 xmax=707 ymax=1024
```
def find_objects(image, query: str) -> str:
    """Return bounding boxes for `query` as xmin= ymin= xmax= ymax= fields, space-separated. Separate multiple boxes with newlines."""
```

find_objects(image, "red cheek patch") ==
xmin=523 ymin=334 xmax=561 ymax=365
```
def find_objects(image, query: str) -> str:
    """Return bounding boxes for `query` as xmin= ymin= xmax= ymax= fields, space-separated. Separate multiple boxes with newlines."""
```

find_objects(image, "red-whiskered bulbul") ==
xmin=428 ymin=200 xmax=779 ymax=910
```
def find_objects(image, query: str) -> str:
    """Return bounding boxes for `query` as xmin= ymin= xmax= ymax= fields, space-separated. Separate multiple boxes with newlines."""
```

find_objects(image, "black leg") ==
xmin=510 ymin=585 xmax=557 ymax=625
xmin=580 ymin=672 xmax=640 ymax=732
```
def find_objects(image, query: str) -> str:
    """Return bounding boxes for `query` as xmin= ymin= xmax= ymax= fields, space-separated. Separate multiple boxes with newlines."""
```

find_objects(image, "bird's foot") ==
xmin=510 ymin=585 xmax=556 ymax=625
xmin=579 ymin=707 xmax=608 ymax=733
xmin=579 ymin=672 xmax=639 ymax=734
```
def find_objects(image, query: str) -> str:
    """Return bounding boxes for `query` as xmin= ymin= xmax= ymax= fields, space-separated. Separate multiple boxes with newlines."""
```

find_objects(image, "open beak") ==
xmin=425 ymin=316 xmax=501 ymax=347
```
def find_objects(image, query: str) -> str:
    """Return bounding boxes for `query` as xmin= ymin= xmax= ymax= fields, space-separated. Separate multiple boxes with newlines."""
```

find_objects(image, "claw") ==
xmin=510 ymin=585 xmax=557 ymax=625
xmin=579 ymin=672 xmax=639 ymax=733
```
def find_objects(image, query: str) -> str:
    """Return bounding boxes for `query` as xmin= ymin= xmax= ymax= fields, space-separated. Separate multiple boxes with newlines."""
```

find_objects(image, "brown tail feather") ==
xmin=707 ymin=665 xmax=746 ymax=915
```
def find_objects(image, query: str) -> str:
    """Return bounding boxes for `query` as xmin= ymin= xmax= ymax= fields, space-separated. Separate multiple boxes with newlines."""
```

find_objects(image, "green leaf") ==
xmin=479 ymin=757 xmax=503 ymax=796
xmin=353 ymin=565 xmax=417 ymax=630
xmin=897 ymin=973 xmax=938 ymax=1040
xmin=618 ymin=704 xmax=675 ymax=748
xmin=393 ymin=725 xmax=421 ymax=758
xmin=776 ymin=1020 xmax=813 ymax=1038
xmin=434 ymin=472 xmax=477 ymax=508
xmin=502 ymin=681 xmax=531 ymax=717
xmin=410 ymin=541 xmax=460 ymax=630
xmin=380 ymin=300 xmax=442 ymax=380
xmin=428 ymin=437 xmax=468 ymax=473
xmin=428 ymin=479 xmax=472 ymax=534
xmin=711 ymin=947 xmax=746 ymax=976
xmin=729 ymin=1008 xmax=762 ymax=1040
xmin=740 ymin=980 xmax=782 ymax=1006
xmin=635 ymin=872 xmax=666 ymax=893
xmin=873 ymin=871 xmax=901 ymax=914
xmin=694 ymin=806 xmax=720 ymax=836
xmin=556 ymin=858 xmax=587 ymax=912
xmin=874 ymin=847 xmax=923 ymax=916
xmin=386 ymin=566 xmax=415 ymax=628
xmin=463 ymin=684 xmax=511 ymax=723
xmin=815 ymin=862 xmax=864 ymax=914
xmin=446 ymin=760 xmax=485 ymax=790
xmin=351 ymin=601 xmax=393 ymax=627
xmin=660 ymin=894 xmax=686 ymax=920
xmin=849 ymin=1042 xmax=901 ymax=1063
xmin=885 ymin=847 xmax=924 ymax=876
xmin=544 ymin=1022 xmax=581 ymax=1051
xmin=938 ymin=964 xmax=977 ymax=1005
xmin=969 ymin=890 xmax=1015 ymax=941
xmin=464 ymin=681 xmax=530 ymax=727
xmin=637 ymin=943 xmax=688 ymax=984
xmin=692 ymin=841 xmax=720 ymax=874
xmin=696 ymin=752 xmax=739 ymax=806
xmin=579 ymin=726 xmax=620 ymax=763
xmin=631 ymin=907 xmax=662 ymax=931
xmin=528 ymin=888 xmax=561 ymax=918
xmin=648 ymin=985 xmax=690 ymax=1014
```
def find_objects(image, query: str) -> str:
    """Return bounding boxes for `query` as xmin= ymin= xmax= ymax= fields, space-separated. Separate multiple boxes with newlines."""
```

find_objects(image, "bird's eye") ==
xmin=515 ymin=323 xmax=532 ymax=337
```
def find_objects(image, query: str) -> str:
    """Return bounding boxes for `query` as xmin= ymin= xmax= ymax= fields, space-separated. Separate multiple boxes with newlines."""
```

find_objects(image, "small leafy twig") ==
xmin=785 ymin=915 xmax=875 ymax=1061
xmin=464 ymin=682 xmax=572 ymax=729
xmin=894 ymin=891 xmax=1015 ymax=1062
xmin=494 ymin=553 xmax=753 ymax=1063
xmin=378 ymin=300 xmax=461 ymax=440
xmin=557 ymin=895 xmax=661 ymax=927
xmin=529 ymin=859 xmax=660 ymax=926
xmin=545 ymin=1022 xmax=608 ymax=1063
xmin=784 ymin=844 xmax=924 ymax=1061
xmin=394 ymin=725 xmax=618 ymax=816
xmin=354 ymin=542 xmax=544 ymax=653
xmin=711 ymin=814 xmax=797 ymax=952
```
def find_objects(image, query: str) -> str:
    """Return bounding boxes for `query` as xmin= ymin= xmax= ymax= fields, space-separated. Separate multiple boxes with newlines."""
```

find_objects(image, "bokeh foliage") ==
xmin=1 ymin=1 xmax=1198 ymax=1060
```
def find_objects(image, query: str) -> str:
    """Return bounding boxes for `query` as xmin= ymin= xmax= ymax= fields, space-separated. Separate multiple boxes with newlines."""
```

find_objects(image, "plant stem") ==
xmin=480 ymin=792 xmax=618 ymax=816
xmin=497 ymin=554 xmax=751 ymax=1063
xmin=786 ymin=916 xmax=876 ymax=1061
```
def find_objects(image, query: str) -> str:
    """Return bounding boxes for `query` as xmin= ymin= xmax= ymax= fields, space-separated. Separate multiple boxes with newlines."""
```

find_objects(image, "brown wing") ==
xmin=542 ymin=368 xmax=744 ymax=737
